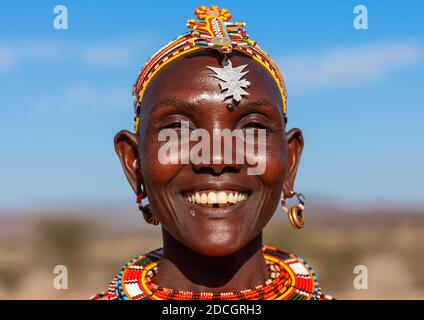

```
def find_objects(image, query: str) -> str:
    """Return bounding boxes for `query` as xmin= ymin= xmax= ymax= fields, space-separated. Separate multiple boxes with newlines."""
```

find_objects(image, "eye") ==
xmin=239 ymin=114 xmax=274 ymax=132
xmin=243 ymin=121 xmax=268 ymax=129
xmin=242 ymin=120 xmax=271 ymax=132
xmin=160 ymin=117 xmax=194 ymax=130
xmin=164 ymin=122 xmax=183 ymax=129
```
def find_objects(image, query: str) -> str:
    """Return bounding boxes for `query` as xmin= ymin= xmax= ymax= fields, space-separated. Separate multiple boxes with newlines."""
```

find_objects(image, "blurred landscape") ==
xmin=0 ymin=0 xmax=423 ymax=302
xmin=0 ymin=201 xmax=423 ymax=300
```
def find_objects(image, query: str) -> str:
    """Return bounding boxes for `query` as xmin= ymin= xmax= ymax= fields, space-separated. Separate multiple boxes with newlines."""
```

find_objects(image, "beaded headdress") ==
xmin=132 ymin=5 xmax=287 ymax=133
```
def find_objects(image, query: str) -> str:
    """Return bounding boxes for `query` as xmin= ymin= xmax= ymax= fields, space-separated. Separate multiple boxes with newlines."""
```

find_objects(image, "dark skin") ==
xmin=114 ymin=50 xmax=304 ymax=292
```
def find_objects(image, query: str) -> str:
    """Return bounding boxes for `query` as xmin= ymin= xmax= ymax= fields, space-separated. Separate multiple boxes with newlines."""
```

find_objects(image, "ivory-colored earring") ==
xmin=136 ymin=191 xmax=159 ymax=226
xmin=281 ymin=191 xmax=305 ymax=229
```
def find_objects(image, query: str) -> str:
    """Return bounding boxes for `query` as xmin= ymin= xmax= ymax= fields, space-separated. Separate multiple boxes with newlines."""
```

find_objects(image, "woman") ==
xmin=94 ymin=5 xmax=331 ymax=300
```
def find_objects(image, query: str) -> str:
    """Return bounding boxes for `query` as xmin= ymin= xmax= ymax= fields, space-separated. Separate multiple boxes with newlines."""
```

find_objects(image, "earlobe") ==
xmin=283 ymin=128 xmax=304 ymax=198
xmin=114 ymin=130 xmax=140 ymax=194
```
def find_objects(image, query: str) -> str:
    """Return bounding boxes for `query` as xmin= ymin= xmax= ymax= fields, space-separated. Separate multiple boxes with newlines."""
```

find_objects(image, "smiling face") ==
xmin=114 ymin=50 xmax=304 ymax=257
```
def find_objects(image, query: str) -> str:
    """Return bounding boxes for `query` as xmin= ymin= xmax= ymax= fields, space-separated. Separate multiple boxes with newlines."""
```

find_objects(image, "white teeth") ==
xmin=195 ymin=192 xmax=201 ymax=203
xmin=217 ymin=191 xmax=227 ymax=204
xmin=186 ymin=191 xmax=248 ymax=205
xmin=207 ymin=192 xmax=217 ymax=204
xmin=200 ymin=193 xmax=207 ymax=204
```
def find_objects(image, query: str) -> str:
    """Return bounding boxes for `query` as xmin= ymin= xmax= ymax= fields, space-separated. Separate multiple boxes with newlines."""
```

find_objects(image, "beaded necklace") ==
xmin=104 ymin=245 xmax=323 ymax=300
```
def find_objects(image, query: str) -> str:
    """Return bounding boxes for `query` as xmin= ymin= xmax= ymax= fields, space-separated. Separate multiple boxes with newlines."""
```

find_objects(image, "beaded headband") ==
xmin=132 ymin=5 xmax=287 ymax=133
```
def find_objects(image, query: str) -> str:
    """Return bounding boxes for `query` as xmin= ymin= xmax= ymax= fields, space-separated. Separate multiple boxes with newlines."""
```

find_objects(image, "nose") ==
xmin=190 ymin=133 xmax=244 ymax=176
xmin=191 ymin=151 xmax=243 ymax=176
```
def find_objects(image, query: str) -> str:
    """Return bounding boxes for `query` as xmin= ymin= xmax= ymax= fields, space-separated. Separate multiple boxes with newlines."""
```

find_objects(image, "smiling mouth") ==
xmin=183 ymin=190 xmax=249 ymax=208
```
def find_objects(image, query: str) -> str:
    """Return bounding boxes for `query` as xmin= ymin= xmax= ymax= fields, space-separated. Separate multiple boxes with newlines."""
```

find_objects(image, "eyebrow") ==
xmin=240 ymin=99 xmax=276 ymax=112
xmin=150 ymin=97 xmax=276 ymax=115
xmin=150 ymin=98 xmax=200 ymax=115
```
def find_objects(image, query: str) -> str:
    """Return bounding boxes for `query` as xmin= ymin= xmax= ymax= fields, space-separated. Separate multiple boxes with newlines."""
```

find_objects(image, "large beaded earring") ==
xmin=136 ymin=188 xmax=159 ymax=226
xmin=281 ymin=191 xmax=305 ymax=229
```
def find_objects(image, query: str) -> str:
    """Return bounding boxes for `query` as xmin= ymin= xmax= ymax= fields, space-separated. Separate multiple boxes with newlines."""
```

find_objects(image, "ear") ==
xmin=283 ymin=128 xmax=304 ymax=198
xmin=114 ymin=130 xmax=140 ymax=194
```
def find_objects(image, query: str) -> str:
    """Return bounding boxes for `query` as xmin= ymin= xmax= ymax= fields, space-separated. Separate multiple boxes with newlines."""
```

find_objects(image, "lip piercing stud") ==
xmin=190 ymin=210 xmax=196 ymax=216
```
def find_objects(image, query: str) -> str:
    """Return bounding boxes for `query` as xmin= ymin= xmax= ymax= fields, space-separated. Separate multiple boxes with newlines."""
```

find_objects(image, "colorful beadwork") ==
xmin=188 ymin=5 xmax=254 ymax=53
xmin=102 ymin=245 xmax=325 ymax=300
xmin=132 ymin=5 xmax=287 ymax=133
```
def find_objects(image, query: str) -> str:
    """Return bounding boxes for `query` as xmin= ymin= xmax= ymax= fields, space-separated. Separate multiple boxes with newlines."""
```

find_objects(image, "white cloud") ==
xmin=279 ymin=41 xmax=423 ymax=91
xmin=81 ymin=44 xmax=135 ymax=68
xmin=62 ymin=82 xmax=129 ymax=108
xmin=29 ymin=82 xmax=131 ymax=114
xmin=0 ymin=33 xmax=156 ymax=73
xmin=0 ymin=45 xmax=16 ymax=71
xmin=3 ymin=37 xmax=421 ymax=93
xmin=79 ymin=34 xmax=156 ymax=68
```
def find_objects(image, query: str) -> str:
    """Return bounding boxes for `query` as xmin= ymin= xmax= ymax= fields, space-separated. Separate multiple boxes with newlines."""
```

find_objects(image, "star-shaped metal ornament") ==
xmin=207 ymin=57 xmax=251 ymax=103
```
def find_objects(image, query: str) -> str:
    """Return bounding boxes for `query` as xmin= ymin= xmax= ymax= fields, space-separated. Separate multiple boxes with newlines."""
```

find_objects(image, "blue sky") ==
xmin=0 ymin=1 xmax=423 ymax=208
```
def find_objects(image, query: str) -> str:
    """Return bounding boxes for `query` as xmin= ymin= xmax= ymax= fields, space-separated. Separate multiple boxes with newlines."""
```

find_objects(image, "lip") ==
xmin=180 ymin=182 xmax=251 ymax=194
xmin=178 ymin=182 xmax=253 ymax=219
xmin=182 ymin=194 xmax=250 ymax=219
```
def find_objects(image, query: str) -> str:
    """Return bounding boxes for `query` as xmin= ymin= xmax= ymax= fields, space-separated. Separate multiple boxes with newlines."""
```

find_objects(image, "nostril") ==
xmin=192 ymin=165 xmax=240 ymax=176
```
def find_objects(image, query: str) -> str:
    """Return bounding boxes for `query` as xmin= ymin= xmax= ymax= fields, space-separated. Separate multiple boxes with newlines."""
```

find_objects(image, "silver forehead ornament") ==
xmin=207 ymin=56 xmax=251 ymax=103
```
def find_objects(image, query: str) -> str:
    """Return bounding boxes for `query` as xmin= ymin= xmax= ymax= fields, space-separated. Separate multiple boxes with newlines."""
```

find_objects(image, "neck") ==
xmin=154 ymin=229 xmax=269 ymax=292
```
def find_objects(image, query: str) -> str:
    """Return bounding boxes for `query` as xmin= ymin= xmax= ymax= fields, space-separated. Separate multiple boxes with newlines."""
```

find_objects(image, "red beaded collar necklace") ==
xmin=99 ymin=245 xmax=324 ymax=300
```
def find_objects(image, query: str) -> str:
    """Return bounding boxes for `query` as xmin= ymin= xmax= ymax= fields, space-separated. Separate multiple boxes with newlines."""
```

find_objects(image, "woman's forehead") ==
xmin=140 ymin=52 xmax=283 ymax=115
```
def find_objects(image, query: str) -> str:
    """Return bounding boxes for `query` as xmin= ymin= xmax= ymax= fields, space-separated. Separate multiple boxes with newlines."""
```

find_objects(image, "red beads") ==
xmin=105 ymin=246 xmax=323 ymax=300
